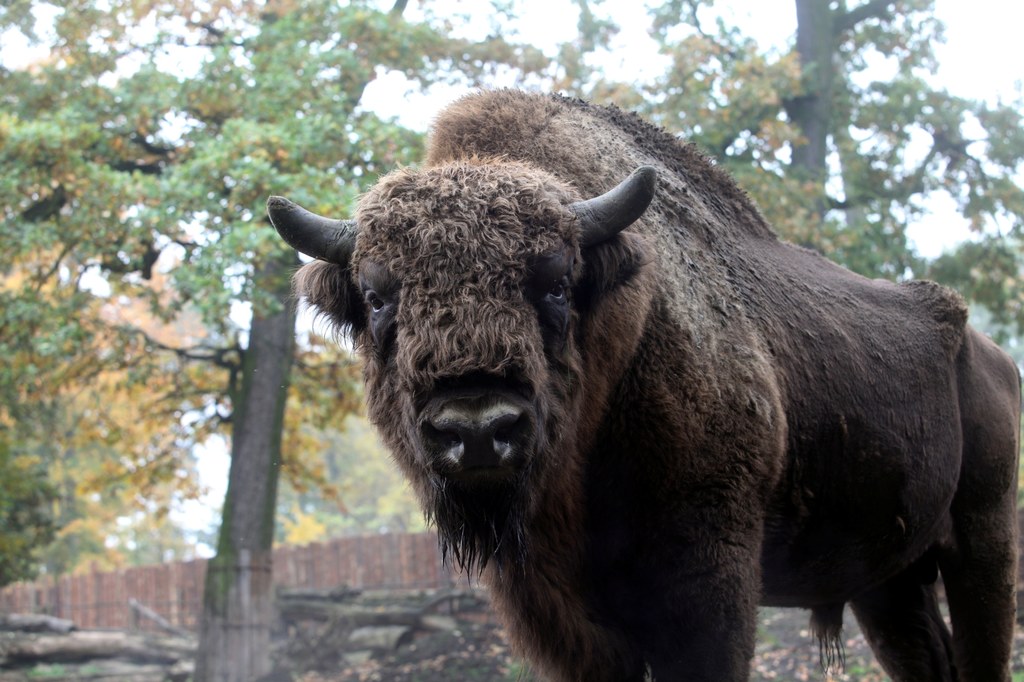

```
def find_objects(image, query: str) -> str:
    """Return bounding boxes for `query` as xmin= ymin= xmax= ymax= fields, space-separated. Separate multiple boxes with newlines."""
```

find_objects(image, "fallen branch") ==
xmin=0 ymin=614 xmax=75 ymax=634
xmin=277 ymin=600 xmax=427 ymax=627
xmin=0 ymin=630 xmax=194 ymax=667
xmin=276 ymin=585 xmax=361 ymax=603
xmin=129 ymin=598 xmax=192 ymax=638
xmin=277 ymin=592 xmax=483 ymax=628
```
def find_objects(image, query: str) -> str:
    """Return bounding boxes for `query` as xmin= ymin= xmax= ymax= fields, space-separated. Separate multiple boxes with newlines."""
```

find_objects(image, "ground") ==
xmin=295 ymin=600 xmax=1024 ymax=682
xmin=3 ymin=589 xmax=1021 ymax=680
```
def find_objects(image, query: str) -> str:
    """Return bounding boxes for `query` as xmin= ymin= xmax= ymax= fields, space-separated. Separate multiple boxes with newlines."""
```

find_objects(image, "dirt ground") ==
xmin=296 ymin=603 xmax=1024 ymax=682
xmin=1 ymin=589 xmax=1021 ymax=681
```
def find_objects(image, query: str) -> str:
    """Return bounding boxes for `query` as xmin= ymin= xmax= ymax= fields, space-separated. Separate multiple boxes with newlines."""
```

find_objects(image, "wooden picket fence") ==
xmin=0 ymin=531 xmax=455 ymax=632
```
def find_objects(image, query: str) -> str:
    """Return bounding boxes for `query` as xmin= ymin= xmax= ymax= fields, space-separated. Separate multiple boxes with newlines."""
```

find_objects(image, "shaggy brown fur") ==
xmin=281 ymin=90 xmax=1020 ymax=681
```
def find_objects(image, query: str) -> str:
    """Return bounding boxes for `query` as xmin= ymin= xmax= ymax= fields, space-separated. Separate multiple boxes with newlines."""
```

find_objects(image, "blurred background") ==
xmin=1 ymin=0 xmax=1022 ymax=679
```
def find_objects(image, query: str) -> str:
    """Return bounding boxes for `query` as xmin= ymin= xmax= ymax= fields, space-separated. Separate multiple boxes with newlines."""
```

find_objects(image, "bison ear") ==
xmin=267 ymin=196 xmax=358 ymax=265
xmin=571 ymin=166 xmax=656 ymax=248
xmin=574 ymin=231 xmax=654 ymax=313
xmin=293 ymin=260 xmax=367 ymax=340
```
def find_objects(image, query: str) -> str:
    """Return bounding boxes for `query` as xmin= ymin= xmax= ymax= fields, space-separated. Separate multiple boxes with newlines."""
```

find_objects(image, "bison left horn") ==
xmin=572 ymin=166 xmax=657 ymax=248
xmin=266 ymin=196 xmax=358 ymax=264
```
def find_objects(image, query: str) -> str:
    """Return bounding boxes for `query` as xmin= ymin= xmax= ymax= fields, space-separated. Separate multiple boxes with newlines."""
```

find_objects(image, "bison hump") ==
xmin=899 ymin=280 xmax=968 ymax=355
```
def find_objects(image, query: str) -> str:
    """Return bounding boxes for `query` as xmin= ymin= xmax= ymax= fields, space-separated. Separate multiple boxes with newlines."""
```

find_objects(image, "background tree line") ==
xmin=1 ymin=0 xmax=1021 ymax=678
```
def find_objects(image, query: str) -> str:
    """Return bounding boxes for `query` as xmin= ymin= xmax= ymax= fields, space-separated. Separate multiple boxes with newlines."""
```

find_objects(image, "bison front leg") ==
xmin=649 ymin=546 xmax=760 ymax=680
xmin=492 ymin=582 xmax=649 ymax=682
xmin=612 ymin=521 xmax=763 ymax=682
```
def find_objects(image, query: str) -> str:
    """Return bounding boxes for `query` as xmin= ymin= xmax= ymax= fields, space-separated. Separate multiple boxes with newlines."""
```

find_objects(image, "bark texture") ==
xmin=194 ymin=253 xmax=297 ymax=682
xmin=785 ymin=0 xmax=895 ymax=212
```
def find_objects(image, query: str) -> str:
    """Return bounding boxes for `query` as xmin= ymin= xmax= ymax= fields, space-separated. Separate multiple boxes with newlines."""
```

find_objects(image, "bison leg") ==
xmin=938 ymin=329 xmax=1020 ymax=682
xmin=939 ymin=498 xmax=1018 ymax=682
xmin=849 ymin=559 xmax=956 ymax=682
xmin=627 ymin=538 xmax=761 ymax=682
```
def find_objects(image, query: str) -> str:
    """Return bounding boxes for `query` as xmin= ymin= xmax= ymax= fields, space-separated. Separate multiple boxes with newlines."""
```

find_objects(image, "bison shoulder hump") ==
xmin=899 ymin=279 xmax=969 ymax=355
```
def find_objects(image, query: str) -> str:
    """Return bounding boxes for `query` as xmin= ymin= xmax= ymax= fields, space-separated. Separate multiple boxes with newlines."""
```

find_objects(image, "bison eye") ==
xmin=358 ymin=262 xmax=400 ymax=354
xmin=365 ymin=290 xmax=386 ymax=312
xmin=546 ymin=278 xmax=568 ymax=302
xmin=526 ymin=253 xmax=573 ymax=355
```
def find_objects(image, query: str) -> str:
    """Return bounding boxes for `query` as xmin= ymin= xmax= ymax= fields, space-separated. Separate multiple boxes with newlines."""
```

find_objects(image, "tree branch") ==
xmin=119 ymin=325 xmax=244 ymax=426
xmin=122 ymin=325 xmax=243 ymax=372
xmin=100 ymin=242 xmax=162 ymax=280
xmin=32 ymin=241 xmax=76 ymax=292
xmin=21 ymin=185 xmax=67 ymax=223
xmin=676 ymin=0 xmax=740 ymax=59
xmin=683 ymin=0 xmax=710 ymax=41
xmin=710 ymin=103 xmax=784 ymax=160
xmin=833 ymin=0 xmax=895 ymax=36
xmin=129 ymin=132 xmax=176 ymax=158
xmin=108 ymin=132 xmax=176 ymax=175
xmin=831 ymin=135 xmax=944 ymax=213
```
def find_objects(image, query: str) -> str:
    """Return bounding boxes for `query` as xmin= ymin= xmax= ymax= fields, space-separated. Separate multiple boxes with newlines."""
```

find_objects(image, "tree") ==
xmin=2 ymin=0 xmax=549 ymax=678
xmin=551 ymin=0 xmax=1023 ymax=293
xmin=0 ymin=437 xmax=55 ymax=587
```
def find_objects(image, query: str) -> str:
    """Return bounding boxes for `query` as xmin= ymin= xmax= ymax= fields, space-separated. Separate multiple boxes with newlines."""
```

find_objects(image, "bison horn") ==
xmin=266 ymin=196 xmax=358 ymax=264
xmin=571 ymin=166 xmax=657 ymax=248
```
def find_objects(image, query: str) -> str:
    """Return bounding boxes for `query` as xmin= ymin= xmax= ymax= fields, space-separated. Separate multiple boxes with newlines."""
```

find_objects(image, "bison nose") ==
xmin=422 ymin=401 xmax=530 ymax=472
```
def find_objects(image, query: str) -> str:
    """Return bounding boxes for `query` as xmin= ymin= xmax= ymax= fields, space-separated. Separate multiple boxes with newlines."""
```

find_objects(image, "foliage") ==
xmin=930 ymin=237 xmax=1024 ymax=343
xmin=553 ymin=1 xmax=1024 ymax=316
xmin=0 ymin=437 xmax=55 ymax=587
xmin=277 ymin=413 xmax=425 ymax=543
xmin=0 ymin=0 xmax=553 ymax=579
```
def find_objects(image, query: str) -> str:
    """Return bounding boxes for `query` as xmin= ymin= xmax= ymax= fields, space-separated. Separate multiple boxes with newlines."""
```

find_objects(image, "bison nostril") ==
xmin=424 ymin=422 xmax=462 ymax=449
xmin=491 ymin=411 xmax=524 ymax=445
xmin=422 ymin=422 xmax=465 ymax=466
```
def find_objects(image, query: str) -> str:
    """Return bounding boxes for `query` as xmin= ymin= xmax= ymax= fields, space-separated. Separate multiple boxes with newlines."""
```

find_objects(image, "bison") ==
xmin=268 ymin=90 xmax=1020 ymax=681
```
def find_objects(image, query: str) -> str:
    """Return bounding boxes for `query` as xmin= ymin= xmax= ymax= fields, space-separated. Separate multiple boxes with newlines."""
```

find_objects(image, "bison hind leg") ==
xmin=848 ymin=560 xmax=956 ymax=682
xmin=940 ymin=326 xmax=1020 ymax=682
xmin=809 ymin=602 xmax=846 ymax=674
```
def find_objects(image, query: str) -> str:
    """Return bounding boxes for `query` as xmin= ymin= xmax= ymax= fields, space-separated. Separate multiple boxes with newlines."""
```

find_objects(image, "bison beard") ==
xmin=268 ymin=90 xmax=1021 ymax=682
xmin=423 ymin=380 xmax=564 ymax=578
xmin=425 ymin=470 xmax=529 ymax=576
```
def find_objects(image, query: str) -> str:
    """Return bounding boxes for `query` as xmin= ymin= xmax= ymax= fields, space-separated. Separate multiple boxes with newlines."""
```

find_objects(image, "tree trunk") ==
xmin=786 ymin=0 xmax=896 ymax=218
xmin=194 ymin=251 xmax=297 ymax=682
xmin=787 ymin=0 xmax=836 ymax=193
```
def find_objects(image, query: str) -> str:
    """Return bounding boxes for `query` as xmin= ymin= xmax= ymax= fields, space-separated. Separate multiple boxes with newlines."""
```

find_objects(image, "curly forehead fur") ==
xmin=352 ymin=160 xmax=581 ymax=384
xmin=354 ymin=160 xmax=577 ymax=273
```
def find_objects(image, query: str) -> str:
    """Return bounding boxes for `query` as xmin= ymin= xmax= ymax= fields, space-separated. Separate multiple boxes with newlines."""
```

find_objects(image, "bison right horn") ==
xmin=266 ymin=196 xmax=358 ymax=264
xmin=571 ymin=166 xmax=657 ymax=248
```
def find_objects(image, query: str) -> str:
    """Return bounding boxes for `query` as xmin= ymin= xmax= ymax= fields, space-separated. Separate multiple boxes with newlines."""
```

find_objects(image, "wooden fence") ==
xmin=0 ymin=531 xmax=455 ymax=632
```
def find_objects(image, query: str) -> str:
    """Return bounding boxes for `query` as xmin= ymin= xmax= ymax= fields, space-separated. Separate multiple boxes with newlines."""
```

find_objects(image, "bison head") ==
xmin=268 ymin=160 xmax=655 ymax=573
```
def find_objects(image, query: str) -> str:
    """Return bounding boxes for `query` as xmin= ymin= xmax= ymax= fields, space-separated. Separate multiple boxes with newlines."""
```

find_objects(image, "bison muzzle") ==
xmin=268 ymin=90 xmax=1020 ymax=682
xmin=420 ymin=383 xmax=534 ymax=475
